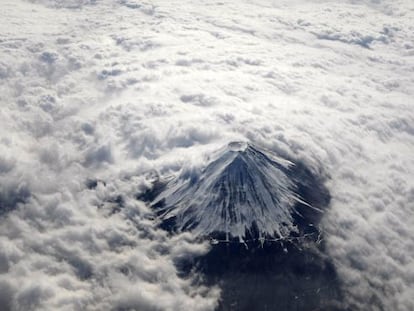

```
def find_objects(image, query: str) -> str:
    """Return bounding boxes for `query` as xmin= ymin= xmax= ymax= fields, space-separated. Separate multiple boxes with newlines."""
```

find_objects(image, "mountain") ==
xmin=151 ymin=142 xmax=329 ymax=241
xmin=148 ymin=142 xmax=343 ymax=310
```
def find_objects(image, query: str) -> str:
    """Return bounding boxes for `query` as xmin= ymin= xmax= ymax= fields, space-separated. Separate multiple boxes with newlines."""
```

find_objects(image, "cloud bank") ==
xmin=0 ymin=0 xmax=413 ymax=310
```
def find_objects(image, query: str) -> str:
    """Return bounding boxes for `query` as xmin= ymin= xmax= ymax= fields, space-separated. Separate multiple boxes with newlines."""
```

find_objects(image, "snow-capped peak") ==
xmin=152 ymin=142 xmax=326 ymax=241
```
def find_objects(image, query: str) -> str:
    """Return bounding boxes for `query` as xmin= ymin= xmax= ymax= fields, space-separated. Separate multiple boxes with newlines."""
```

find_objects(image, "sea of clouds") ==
xmin=0 ymin=0 xmax=413 ymax=310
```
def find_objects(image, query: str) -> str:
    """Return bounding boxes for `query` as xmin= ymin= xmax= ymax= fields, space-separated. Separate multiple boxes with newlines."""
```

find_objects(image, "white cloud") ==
xmin=0 ymin=0 xmax=413 ymax=310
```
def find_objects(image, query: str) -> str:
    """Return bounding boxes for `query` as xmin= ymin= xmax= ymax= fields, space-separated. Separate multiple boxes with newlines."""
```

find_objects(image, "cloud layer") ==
xmin=1 ymin=0 xmax=413 ymax=310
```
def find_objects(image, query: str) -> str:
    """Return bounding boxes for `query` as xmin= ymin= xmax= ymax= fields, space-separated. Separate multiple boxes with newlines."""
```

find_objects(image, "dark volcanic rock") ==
xmin=196 ymin=242 xmax=345 ymax=311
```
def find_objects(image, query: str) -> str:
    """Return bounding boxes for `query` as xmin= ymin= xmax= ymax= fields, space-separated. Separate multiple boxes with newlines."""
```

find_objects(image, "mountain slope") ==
xmin=152 ymin=142 xmax=328 ymax=240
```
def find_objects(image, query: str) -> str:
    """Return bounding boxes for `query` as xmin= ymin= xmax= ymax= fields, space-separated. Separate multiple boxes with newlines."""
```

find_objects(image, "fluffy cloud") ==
xmin=0 ymin=0 xmax=413 ymax=310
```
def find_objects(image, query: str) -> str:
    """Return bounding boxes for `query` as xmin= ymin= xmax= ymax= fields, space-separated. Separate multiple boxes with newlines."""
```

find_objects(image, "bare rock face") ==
xmin=151 ymin=142 xmax=329 ymax=242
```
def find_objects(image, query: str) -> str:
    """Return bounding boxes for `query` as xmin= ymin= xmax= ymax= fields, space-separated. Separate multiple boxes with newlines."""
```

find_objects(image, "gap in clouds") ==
xmin=139 ymin=142 xmax=347 ymax=311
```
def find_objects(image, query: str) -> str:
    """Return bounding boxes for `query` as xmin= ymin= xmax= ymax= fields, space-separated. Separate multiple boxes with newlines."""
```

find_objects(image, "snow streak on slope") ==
xmin=153 ymin=142 xmax=322 ymax=240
